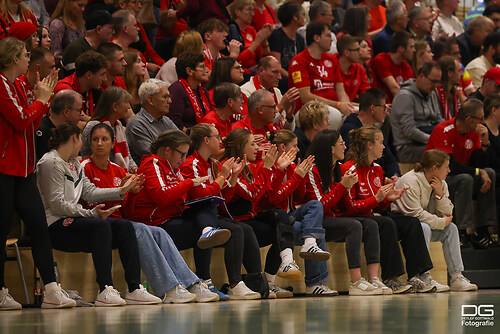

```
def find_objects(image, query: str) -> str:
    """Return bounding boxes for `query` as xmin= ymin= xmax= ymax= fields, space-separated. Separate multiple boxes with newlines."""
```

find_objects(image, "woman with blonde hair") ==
xmin=123 ymin=49 xmax=147 ymax=113
xmin=410 ymin=40 xmax=433 ymax=78
xmin=49 ymin=0 xmax=86 ymax=64
xmin=392 ymin=149 xmax=478 ymax=292
xmin=156 ymin=30 xmax=204 ymax=86
xmin=80 ymin=86 xmax=138 ymax=172
xmin=0 ymin=0 xmax=38 ymax=38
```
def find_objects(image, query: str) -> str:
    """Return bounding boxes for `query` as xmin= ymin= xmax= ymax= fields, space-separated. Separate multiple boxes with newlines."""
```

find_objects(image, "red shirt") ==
xmin=15 ymin=74 xmax=35 ymax=106
xmin=336 ymin=55 xmax=371 ymax=101
xmin=304 ymin=165 xmax=348 ymax=217
xmin=80 ymin=157 xmax=136 ymax=219
xmin=360 ymin=1 xmax=386 ymax=32
xmin=138 ymin=21 xmax=165 ymax=66
xmin=132 ymin=154 xmax=194 ymax=225
xmin=199 ymin=111 xmax=232 ymax=141
xmin=251 ymin=4 xmax=277 ymax=31
xmin=238 ymin=25 xmax=263 ymax=73
xmin=288 ymin=48 xmax=343 ymax=109
xmin=232 ymin=116 xmax=277 ymax=160
xmin=0 ymin=8 xmax=38 ymax=39
xmin=425 ymin=118 xmax=481 ymax=165
xmin=101 ymin=76 xmax=127 ymax=91
xmin=54 ymin=73 xmax=95 ymax=116
xmin=370 ymin=52 xmax=414 ymax=102
xmin=156 ymin=0 xmax=188 ymax=39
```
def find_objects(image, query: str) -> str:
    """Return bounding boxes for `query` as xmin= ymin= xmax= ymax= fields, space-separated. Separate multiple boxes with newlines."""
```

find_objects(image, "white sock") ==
xmin=280 ymin=248 xmax=293 ymax=266
xmin=451 ymin=271 xmax=462 ymax=281
xmin=45 ymin=282 xmax=58 ymax=292
xmin=303 ymin=238 xmax=317 ymax=248
xmin=202 ymin=226 xmax=213 ymax=235
xmin=265 ymin=272 xmax=276 ymax=284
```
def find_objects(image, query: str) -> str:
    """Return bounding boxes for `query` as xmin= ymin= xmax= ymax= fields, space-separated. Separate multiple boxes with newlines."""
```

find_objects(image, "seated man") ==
xmin=340 ymin=88 xmax=400 ymax=181
xmin=370 ymin=30 xmax=415 ymax=103
xmin=336 ymin=34 xmax=371 ymax=102
xmin=97 ymin=43 xmax=127 ymax=91
xmin=372 ymin=0 xmax=408 ymax=56
xmin=457 ymin=16 xmax=495 ymax=67
xmin=407 ymin=6 xmax=434 ymax=49
xmin=54 ymin=50 xmax=108 ymax=120
xmin=465 ymin=31 xmax=500 ymax=90
xmin=426 ymin=99 xmax=497 ymax=249
xmin=288 ymin=21 xmax=354 ymax=130
xmin=241 ymin=56 xmax=298 ymax=131
xmin=467 ymin=67 xmax=500 ymax=101
xmin=294 ymin=100 xmax=330 ymax=161
xmin=125 ymin=79 xmax=178 ymax=165
xmin=390 ymin=62 xmax=443 ymax=163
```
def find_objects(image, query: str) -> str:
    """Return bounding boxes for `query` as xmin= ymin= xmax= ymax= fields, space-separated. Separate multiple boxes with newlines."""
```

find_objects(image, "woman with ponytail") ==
xmin=180 ymin=123 xmax=264 ymax=300
xmin=342 ymin=126 xmax=436 ymax=294
xmin=305 ymin=129 xmax=388 ymax=296
xmin=36 ymin=122 xmax=160 ymax=307
xmin=391 ymin=149 xmax=477 ymax=292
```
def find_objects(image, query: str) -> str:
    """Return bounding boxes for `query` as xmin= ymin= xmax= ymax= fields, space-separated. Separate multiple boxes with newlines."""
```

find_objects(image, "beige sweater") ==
xmin=391 ymin=170 xmax=453 ymax=230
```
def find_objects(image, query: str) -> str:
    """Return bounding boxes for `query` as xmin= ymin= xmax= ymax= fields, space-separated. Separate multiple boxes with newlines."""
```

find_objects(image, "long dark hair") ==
xmin=207 ymin=57 xmax=238 ymax=90
xmin=306 ymin=130 xmax=342 ymax=192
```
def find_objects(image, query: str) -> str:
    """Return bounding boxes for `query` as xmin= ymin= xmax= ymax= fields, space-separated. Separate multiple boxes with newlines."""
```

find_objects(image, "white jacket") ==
xmin=391 ymin=170 xmax=453 ymax=230
xmin=37 ymin=150 xmax=124 ymax=226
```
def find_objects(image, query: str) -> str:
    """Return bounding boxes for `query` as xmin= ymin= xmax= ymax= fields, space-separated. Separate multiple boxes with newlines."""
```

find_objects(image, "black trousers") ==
xmin=243 ymin=208 xmax=295 ymax=275
xmin=0 ymin=173 xmax=56 ymax=287
xmin=48 ymin=217 xmax=141 ymax=291
xmin=369 ymin=214 xmax=434 ymax=280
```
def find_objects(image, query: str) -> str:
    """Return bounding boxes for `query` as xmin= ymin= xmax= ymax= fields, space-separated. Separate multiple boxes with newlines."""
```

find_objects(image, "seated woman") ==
xmin=341 ymin=126 xmax=436 ymax=293
xmin=263 ymin=129 xmax=332 ymax=297
xmin=36 ymin=122 xmax=160 ymax=307
xmin=392 ymin=149 xmax=478 ymax=292
xmin=222 ymin=128 xmax=303 ymax=288
xmin=123 ymin=49 xmax=147 ymax=114
xmin=37 ymin=25 xmax=51 ymax=49
xmin=81 ymin=123 xmax=220 ymax=303
xmin=8 ymin=22 xmax=39 ymax=52
xmin=0 ymin=0 xmax=38 ymax=39
xmin=180 ymin=123 xmax=266 ymax=299
xmin=305 ymin=130 xmax=388 ymax=296
xmin=81 ymin=87 xmax=137 ymax=172
xmin=130 ymin=129 xmax=261 ymax=300
xmin=168 ymin=52 xmax=212 ymax=131
xmin=410 ymin=40 xmax=433 ymax=80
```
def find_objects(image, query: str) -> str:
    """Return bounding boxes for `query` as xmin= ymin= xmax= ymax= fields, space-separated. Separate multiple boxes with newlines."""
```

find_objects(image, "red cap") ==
xmin=484 ymin=67 xmax=500 ymax=86
xmin=8 ymin=22 xmax=37 ymax=42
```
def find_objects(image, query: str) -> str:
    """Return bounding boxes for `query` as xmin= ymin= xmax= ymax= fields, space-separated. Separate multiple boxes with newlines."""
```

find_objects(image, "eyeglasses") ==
xmin=18 ymin=51 xmax=30 ymax=59
xmin=260 ymin=104 xmax=277 ymax=109
xmin=174 ymin=148 xmax=188 ymax=158
xmin=373 ymin=104 xmax=388 ymax=111
xmin=425 ymin=76 xmax=441 ymax=85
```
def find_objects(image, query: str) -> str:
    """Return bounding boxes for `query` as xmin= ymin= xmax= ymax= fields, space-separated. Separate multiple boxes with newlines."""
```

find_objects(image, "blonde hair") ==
xmin=172 ymin=30 xmax=204 ymax=58
xmin=414 ymin=149 xmax=449 ymax=172
xmin=222 ymin=128 xmax=253 ymax=182
xmin=411 ymin=40 xmax=429 ymax=77
xmin=91 ymin=86 xmax=132 ymax=121
xmin=299 ymin=100 xmax=328 ymax=131
xmin=229 ymin=0 xmax=256 ymax=20
xmin=267 ymin=129 xmax=296 ymax=147
xmin=189 ymin=123 xmax=216 ymax=151
xmin=0 ymin=0 xmax=33 ymax=24
xmin=123 ymin=50 xmax=143 ymax=101
xmin=49 ymin=0 xmax=85 ymax=31
xmin=0 ymin=37 xmax=25 ymax=71
xmin=346 ymin=126 xmax=382 ymax=167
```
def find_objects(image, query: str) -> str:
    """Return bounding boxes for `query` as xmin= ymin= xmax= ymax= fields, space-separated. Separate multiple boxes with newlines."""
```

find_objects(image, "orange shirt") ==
xmin=360 ymin=1 xmax=386 ymax=32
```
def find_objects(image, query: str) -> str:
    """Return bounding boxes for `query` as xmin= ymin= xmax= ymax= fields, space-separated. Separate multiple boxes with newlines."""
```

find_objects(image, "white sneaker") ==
xmin=450 ymin=275 xmax=478 ymax=292
xmin=408 ymin=277 xmax=436 ymax=293
xmin=188 ymin=282 xmax=219 ymax=303
xmin=369 ymin=277 xmax=393 ymax=295
xmin=227 ymin=281 xmax=261 ymax=300
xmin=305 ymin=284 xmax=338 ymax=297
xmin=419 ymin=273 xmax=450 ymax=293
xmin=299 ymin=244 xmax=331 ymax=261
xmin=277 ymin=261 xmax=303 ymax=281
xmin=384 ymin=278 xmax=412 ymax=294
xmin=269 ymin=283 xmax=293 ymax=298
xmin=124 ymin=285 xmax=161 ymax=305
xmin=349 ymin=278 xmax=383 ymax=296
xmin=42 ymin=284 xmax=76 ymax=309
xmin=163 ymin=285 xmax=197 ymax=304
xmin=95 ymin=285 xmax=126 ymax=307
xmin=0 ymin=288 xmax=22 ymax=310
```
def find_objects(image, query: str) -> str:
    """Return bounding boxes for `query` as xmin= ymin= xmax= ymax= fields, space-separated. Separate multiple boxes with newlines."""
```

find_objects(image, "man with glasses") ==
xmin=337 ymin=34 xmax=371 ymax=102
xmin=373 ymin=0 xmax=409 ymax=56
xmin=407 ymin=5 xmax=434 ymax=49
xmin=340 ymin=88 xmax=401 ymax=182
xmin=391 ymin=61 xmax=443 ymax=163
xmin=126 ymin=79 xmax=178 ymax=165
xmin=426 ymin=99 xmax=498 ymax=249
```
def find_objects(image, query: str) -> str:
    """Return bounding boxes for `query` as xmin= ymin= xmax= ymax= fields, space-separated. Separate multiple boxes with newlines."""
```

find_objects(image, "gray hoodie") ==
xmin=390 ymin=79 xmax=443 ymax=148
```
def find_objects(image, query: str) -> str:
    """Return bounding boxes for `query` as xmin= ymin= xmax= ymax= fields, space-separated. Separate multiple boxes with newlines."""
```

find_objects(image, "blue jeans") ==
xmin=132 ymin=222 xmax=200 ymax=297
xmin=420 ymin=222 xmax=464 ymax=274
xmin=291 ymin=200 xmax=329 ymax=286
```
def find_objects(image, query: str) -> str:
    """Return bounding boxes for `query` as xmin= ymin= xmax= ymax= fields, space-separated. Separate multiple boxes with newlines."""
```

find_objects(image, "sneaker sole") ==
xmin=414 ymin=286 xmax=437 ymax=293
xmin=451 ymin=286 xmax=478 ymax=292
xmin=94 ymin=300 xmax=126 ymax=307
xmin=299 ymin=251 xmax=330 ymax=261
xmin=0 ymin=305 xmax=22 ymax=310
xmin=349 ymin=288 xmax=383 ymax=296
xmin=125 ymin=298 xmax=162 ymax=305
xmin=392 ymin=286 xmax=413 ymax=294
xmin=197 ymin=230 xmax=231 ymax=249
xmin=277 ymin=270 xmax=303 ymax=281
xmin=41 ymin=300 xmax=76 ymax=309
xmin=228 ymin=293 xmax=261 ymax=300
xmin=435 ymin=286 xmax=451 ymax=293
xmin=195 ymin=295 xmax=219 ymax=303
xmin=381 ymin=288 xmax=393 ymax=295
xmin=162 ymin=296 xmax=197 ymax=304
xmin=305 ymin=292 xmax=338 ymax=297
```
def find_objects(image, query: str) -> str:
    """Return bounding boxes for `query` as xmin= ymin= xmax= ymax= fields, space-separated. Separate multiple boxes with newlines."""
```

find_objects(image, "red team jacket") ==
xmin=305 ymin=164 xmax=348 ymax=217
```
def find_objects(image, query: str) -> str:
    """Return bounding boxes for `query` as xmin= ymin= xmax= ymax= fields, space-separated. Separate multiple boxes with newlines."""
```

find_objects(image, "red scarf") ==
xmin=179 ymin=78 xmax=211 ymax=123
xmin=252 ymin=75 xmax=286 ymax=130
xmin=436 ymin=85 xmax=460 ymax=121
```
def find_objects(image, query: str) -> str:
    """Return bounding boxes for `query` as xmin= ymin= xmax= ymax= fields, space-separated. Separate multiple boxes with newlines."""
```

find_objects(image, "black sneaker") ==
xmin=470 ymin=233 xmax=498 ymax=250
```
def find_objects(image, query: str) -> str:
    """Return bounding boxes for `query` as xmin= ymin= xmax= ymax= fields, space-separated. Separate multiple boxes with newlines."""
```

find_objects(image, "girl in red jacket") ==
xmin=222 ymin=128 xmax=303 ymax=290
xmin=342 ymin=126 xmax=436 ymax=293
xmin=180 ymin=123 xmax=265 ymax=300
xmin=0 ymin=37 xmax=75 ymax=310
xmin=305 ymin=129 xmax=386 ymax=296
xmin=132 ymin=129 xmax=260 ymax=300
